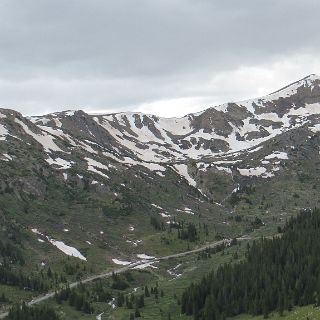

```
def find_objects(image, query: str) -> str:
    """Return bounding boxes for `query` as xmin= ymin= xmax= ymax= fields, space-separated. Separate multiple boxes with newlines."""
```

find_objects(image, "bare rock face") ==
xmin=254 ymin=75 xmax=320 ymax=116
xmin=191 ymin=108 xmax=234 ymax=136
xmin=0 ymin=177 xmax=47 ymax=200
xmin=16 ymin=177 xmax=47 ymax=199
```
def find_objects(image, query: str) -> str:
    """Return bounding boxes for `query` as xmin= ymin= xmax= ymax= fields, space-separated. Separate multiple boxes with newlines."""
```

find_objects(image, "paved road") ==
xmin=0 ymin=238 xmax=231 ymax=319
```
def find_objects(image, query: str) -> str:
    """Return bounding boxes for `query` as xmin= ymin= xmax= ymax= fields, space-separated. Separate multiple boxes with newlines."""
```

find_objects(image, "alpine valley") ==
xmin=1 ymin=75 xmax=320 ymax=319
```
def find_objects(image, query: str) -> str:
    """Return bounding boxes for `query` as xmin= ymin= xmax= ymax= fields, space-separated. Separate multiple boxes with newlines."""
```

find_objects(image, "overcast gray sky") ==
xmin=0 ymin=0 xmax=319 ymax=117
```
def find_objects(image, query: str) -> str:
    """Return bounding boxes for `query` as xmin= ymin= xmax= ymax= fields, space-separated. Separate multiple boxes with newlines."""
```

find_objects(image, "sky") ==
xmin=0 ymin=0 xmax=319 ymax=118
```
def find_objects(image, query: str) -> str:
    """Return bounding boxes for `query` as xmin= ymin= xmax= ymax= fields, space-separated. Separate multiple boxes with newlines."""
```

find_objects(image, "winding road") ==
xmin=0 ymin=238 xmax=233 ymax=319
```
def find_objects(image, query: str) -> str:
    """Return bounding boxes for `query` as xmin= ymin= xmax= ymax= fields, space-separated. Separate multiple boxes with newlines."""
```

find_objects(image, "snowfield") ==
xmin=48 ymin=239 xmax=87 ymax=261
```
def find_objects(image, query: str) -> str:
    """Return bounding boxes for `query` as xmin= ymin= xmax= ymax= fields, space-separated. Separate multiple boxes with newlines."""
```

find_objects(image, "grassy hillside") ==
xmin=234 ymin=305 xmax=320 ymax=320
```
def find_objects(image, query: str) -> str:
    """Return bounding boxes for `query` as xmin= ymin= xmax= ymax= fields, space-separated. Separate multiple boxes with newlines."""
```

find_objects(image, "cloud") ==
xmin=0 ymin=0 xmax=319 ymax=116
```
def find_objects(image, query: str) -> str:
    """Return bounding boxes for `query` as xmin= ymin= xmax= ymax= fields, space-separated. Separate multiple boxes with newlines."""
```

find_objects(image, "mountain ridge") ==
xmin=20 ymin=74 xmax=320 ymax=167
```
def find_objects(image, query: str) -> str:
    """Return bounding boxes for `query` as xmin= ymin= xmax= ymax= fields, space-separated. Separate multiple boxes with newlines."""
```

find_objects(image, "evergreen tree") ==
xmin=136 ymin=294 xmax=144 ymax=308
xmin=144 ymin=285 xmax=150 ymax=297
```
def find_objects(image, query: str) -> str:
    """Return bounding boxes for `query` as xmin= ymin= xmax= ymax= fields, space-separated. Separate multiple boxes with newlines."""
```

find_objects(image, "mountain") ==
xmin=1 ymin=74 xmax=319 ymax=194
xmin=0 ymin=75 xmax=317 ymax=172
xmin=0 ymin=74 xmax=320 ymax=318
xmin=28 ymin=74 xmax=320 ymax=164
xmin=0 ymin=74 xmax=320 ymax=275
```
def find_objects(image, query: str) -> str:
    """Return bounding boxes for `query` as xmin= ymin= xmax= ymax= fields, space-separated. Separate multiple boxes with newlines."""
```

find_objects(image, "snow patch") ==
xmin=126 ymin=239 xmax=142 ymax=246
xmin=31 ymin=228 xmax=86 ymax=260
xmin=137 ymin=254 xmax=155 ymax=260
xmin=151 ymin=204 xmax=163 ymax=210
xmin=46 ymin=157 xmax=73 ymax=169
xmin=31 ymin=228 xmax=43 ymax=236
xmin=265 ymin=151 xmax=288 ymax=160
xmin=216 ymin=166 xmax=232 ymax=174
xmin=309 ymin=124 xmax=320 ymax=133
xmin=96 ymin=313 xmax=104 ymax=320
xmin=112 ymin=259 xmax=131 ymax=265
xmin=238 ymin=167 xmax=267 ymax=176
xmin=1 ymin=153 xmax=12 ymax=161
xmin=85 ymin=157 xmax=109 ymax=179
xmin=15 ymin=119 xmax=64 ymax=153
xmin=0 ymin=124 xmax=8 ymax=140
xmin=167 ymin=264 xmax=182 ymax=278
xmin=48 ymin=238 xmax=86 ymax=261
xmin=173 ymin=164 xmax=196 ymax=187
xmin=133 ymin=261 xmax=158 ymax=269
